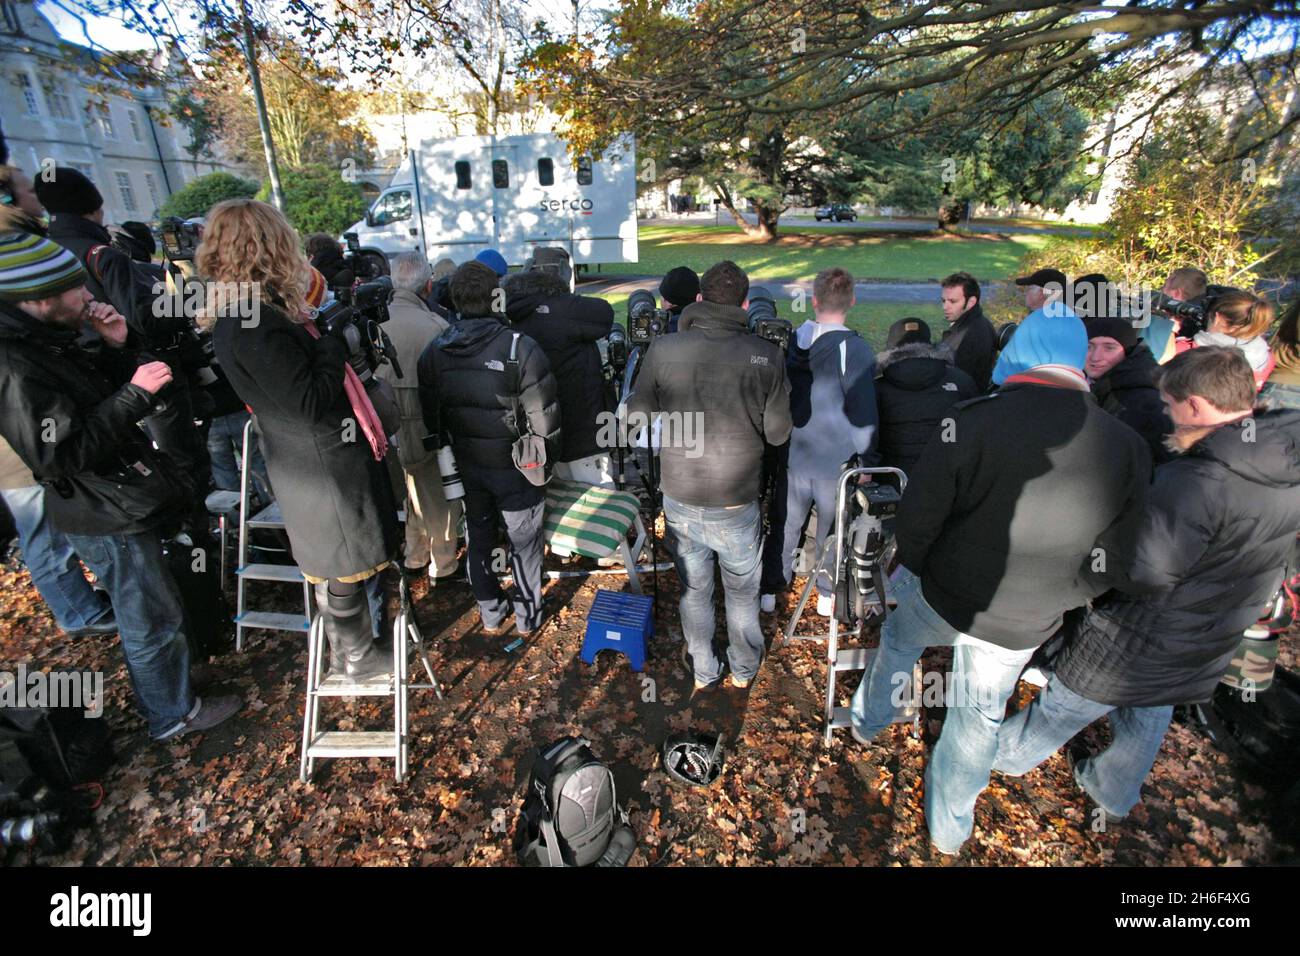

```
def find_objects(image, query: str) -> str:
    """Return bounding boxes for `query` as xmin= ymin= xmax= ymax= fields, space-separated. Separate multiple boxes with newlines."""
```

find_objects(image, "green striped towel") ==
xmin=544 ymin=479 xmax=641 ymax=558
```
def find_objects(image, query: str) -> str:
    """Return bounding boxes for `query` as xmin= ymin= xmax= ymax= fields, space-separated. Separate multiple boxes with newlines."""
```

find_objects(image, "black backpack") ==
xmin=514 ymin=736 xmax=627 ymax=867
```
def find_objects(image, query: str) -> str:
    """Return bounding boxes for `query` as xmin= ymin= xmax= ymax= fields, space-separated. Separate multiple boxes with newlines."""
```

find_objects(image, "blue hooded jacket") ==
xmin=992 ymin=309 xmax=1088 ymax=385
xmin=787 ymin=321 xmax=878 ymax=478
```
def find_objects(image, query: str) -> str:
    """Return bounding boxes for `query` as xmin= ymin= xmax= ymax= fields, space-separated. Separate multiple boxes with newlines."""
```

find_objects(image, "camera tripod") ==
xmin=780 ymin=466 xmax=920 ymax=747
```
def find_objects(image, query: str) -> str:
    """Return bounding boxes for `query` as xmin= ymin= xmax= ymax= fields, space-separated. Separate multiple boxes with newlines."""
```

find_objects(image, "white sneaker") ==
xmin=816 ymin=594 xmax=834 ymax=617
xmin=1021 ymin=666 xmax=1050 ymax=688
xmin=760 ymin=593 xmax=776 ymax=614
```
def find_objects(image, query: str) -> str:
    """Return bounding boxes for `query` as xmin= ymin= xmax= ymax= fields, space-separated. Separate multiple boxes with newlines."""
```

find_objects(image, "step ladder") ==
xmin=781 ymin=466 xmax=919 ymax=747
xmin=300 ymin=574 xmax=443 ymax=783
xmin=232 ymin=417 xmax=311 ymax=652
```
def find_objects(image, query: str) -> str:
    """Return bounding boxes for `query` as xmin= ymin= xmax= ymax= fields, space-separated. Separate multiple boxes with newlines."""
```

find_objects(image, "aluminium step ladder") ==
xmin=232 ymin=418 xmax=311 ymax=652
xmin=300 ymin=574 xmax=443 ymax=783
xmin=781 ymin=466 xmax=919 ymax=746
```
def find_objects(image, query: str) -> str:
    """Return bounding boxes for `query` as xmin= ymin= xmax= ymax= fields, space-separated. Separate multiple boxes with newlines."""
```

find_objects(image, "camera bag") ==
xmin=513 ymin=735 xmax=627 ymax=866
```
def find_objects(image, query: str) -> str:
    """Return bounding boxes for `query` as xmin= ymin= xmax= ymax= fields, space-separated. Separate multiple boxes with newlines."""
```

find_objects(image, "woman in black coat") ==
xmin=1085 ymin=317 xmax=1171 ymax=462
xmin=200 ymin=200 xmax=398 ymax=679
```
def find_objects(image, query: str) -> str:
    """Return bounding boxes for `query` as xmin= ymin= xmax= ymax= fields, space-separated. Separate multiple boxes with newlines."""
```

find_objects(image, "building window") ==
xmin=537 ymin=158 xmax=554 ymax=186
xmin=114 ymin=171 xmax=138 ymax=213
xmin=129 ymin=109 xmax=144 ymax=142
xmin=17 ymin=73 xmax=40 ymax=116
xmin=47 ymin=81 xmax=74 ymax=121
xmin=143 ymin=172 xmax=161 ymax=213
xmin=454 ymin=160 xmax=471 ymax=190
xmin=70 ymin=162 xmax=96 ymax=181
xmin=96 ymin=104 xmax=116 ymax=139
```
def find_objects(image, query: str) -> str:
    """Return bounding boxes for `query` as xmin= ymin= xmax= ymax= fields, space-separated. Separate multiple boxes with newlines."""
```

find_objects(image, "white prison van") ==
xmin=345 ymin=133 xmax=638 ymax=275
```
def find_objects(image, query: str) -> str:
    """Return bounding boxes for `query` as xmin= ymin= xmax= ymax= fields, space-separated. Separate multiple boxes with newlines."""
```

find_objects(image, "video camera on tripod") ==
xmin=158 ymin=216 xmax=203 ymax=264
xmin=627 ymin=289 xmax=671 ymax=346
xmin=746 ymin=286 xmax=793 ymax=353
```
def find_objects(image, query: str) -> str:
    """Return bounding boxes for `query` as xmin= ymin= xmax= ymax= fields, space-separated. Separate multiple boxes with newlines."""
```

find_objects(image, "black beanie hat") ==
xmin=34 ymin=167 xmax=104 ymax=216
xmin=659 ymin=266 xmax=700 ymax=308
xmin=1084 ymin=316 xmax=1139 ymax=354
xmin=886 ymin=317 xmax=932 ymax=349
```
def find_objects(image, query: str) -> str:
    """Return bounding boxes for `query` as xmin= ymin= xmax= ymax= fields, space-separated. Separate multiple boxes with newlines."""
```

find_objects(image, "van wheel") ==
xmin=361 ymin=252 xmax=389 ymax=278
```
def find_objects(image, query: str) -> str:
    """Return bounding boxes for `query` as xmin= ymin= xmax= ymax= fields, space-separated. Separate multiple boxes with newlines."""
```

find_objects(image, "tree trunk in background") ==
xmin=712 ymin=184 xmax=782 ymax=240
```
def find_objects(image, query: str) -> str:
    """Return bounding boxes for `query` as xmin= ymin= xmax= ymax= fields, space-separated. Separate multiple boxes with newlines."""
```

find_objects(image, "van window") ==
xmin=537 ymin=158 xmax=554 ymax=186
xmin=492 ymin=159 xmax=509 ymax=189
xmin=576 ymin=155 xmax=593 ymax=186
xmin=371 ymin=190 xmax=412 ymax=226
xmin=454 ymin=161 xmax=471 ymax=190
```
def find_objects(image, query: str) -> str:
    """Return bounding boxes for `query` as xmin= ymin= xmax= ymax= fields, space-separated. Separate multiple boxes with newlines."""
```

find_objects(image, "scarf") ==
xmin=302 ymin=321 xmax=388 ymax=461
xmin=1003 ymin=364 xmax=1090 ymax=391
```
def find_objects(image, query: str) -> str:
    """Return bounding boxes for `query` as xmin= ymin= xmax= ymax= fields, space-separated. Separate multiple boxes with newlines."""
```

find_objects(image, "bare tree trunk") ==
xmin=711 ymin=183 xmax=781 ymax=239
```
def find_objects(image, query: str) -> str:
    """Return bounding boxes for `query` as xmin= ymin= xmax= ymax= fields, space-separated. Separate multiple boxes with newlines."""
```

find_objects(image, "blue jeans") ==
xmin=1 ymin=485 xmax=110 ymax=631
xmin=850 ymin=569 xmax=1034 ymax=853
xmin=663 ymin=496 xmax=765 ymax=684
xmin=778 ymin=471 xmax=839 ymax=594
xmin=207 ymin=410 xmax=271 ymax=498
xmin=993 ymin=678 xmax=1173 ymax=818
xmin=65 ymin=531 xmax=195 ymax=738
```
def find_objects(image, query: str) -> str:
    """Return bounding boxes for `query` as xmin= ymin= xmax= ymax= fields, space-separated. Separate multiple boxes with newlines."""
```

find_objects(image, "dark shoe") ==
xmin=153 ymin=694 xmax=242 ymax=741
xmin=66 ymin=613 xmax=118 ymax=637
xmin=318 ymin=582 xmax=391 ymax=680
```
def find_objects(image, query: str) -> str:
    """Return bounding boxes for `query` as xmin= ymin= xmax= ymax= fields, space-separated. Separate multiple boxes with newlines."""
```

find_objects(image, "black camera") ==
xmin=1152 ymin=284 xmax=1237 ymax=339
xmin=158 ymin=216 xmax=201 ymax=262
xmin=340 ymin=231 xmax=382 ymax=286
xmin=746 ymin=286 xmax=793 ymax=353
xmin=606 ymin=323 xmax=629 ymax=373
xmin=315 ymin=276 xmax=399 ymax=380
xmin=627 ymin=289 xmax=670 ymax=345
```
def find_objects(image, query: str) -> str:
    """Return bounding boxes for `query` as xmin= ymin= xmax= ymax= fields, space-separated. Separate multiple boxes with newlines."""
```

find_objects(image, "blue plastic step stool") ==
xmin=582 ymin=590 xmax=654 ymax=672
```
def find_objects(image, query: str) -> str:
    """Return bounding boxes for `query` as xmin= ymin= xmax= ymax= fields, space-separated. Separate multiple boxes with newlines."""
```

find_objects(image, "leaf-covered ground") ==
xmin=2 ymin=532 xmax=1296 ymax=867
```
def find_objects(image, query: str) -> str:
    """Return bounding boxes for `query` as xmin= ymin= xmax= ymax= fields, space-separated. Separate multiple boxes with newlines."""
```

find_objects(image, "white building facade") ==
xmin=1 ymin=0 xmax=228 ymax=226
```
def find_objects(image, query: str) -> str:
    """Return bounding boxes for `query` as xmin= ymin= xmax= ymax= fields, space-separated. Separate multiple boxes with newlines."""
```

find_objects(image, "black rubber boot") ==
xmin=316 ymin=582 xmax=390 ymax=680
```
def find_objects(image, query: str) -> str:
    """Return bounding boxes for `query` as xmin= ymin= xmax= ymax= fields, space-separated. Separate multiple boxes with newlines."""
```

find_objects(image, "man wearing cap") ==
xmin=848 ymin=308 xmax=1150 ymax=857
xmin=1084 ymin=315 xmax=1170 ymax=461
xmin=938 ymin=272 xmax=996 ymax=391
xmin=1014 ymin=267 xmax=1077 ymax=321
xmin=36 ymin=167 xmax=210 ymax=517
xmin=874 ymin=317 xmax=977 ymax=478
xmin=659 ymin=266 xmax=700 ymax=333
xmin=0 ymin=231 xmax=241 ymax=740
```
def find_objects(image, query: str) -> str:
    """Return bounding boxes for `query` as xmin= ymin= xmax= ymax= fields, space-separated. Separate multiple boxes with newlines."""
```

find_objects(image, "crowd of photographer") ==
xmin=1 ymin=140 xmax=1299 ymax=860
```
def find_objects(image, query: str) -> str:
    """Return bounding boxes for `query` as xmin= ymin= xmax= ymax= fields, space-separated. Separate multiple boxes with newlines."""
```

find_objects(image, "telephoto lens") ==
xmin=606 ymin=323 xmax=629 ymax=371
xmin=746 ymin=285 xmax=778 ymax=328
xmin=436 ymin=445 xmax=465 ymax=500
xmin=627 ymin=288 xmax=656 ymax=319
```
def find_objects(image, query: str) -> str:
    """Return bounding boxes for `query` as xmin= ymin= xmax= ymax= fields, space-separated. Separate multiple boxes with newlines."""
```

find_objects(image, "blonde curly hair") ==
xmin=195 ymin=199 xmax=311 ymax=329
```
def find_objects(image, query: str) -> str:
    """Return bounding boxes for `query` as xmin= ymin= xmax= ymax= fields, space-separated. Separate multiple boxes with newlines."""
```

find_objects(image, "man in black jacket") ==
xmin=417 ymin=261 xmax=561 ymax=635
xmin=36 ymin=168 xmax=211 ymax=515
xmin=849 ymin=309 xmax=1151 ymax=856
xmin=503 ymin=268 xmax=615 ymax=485
xmin=874 ymin=318 xmax=977 ymax=478
xmin=626 ymin=260 xmax=791 ymax=689
xmin=0 ymin=232 xmax=240 ymax=740
xmin=994 ymin=347 xmax=1300 ymax=821
xmin=938 ymin=272 xmax=996 ymax=391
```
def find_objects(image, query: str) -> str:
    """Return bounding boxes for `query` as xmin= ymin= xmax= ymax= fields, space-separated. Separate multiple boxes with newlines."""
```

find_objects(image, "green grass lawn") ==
xmin=596 ymin=224 xmax=1072 ymax=284
xmin=594 ymin=292 xmax=934 ymax=350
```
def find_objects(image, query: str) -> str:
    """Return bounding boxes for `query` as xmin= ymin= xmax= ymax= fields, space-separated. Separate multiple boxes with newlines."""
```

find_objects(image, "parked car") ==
xmin=815 ymin=204 xmax=857 ymax=222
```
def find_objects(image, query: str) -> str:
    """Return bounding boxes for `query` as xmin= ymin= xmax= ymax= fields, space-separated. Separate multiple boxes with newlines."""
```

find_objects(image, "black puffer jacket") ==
xmin=1055 ymin=408 xmax=1300 ymax=707
xmin=874 ymin=342 xmax=977 ymax=477
xmin=1091 ymin=342 xmax=1171 ymax=463
xmin=0 ymin=300 xmax=172 ymax=535
xmin=897 ymin=381 xmax=1152 ymax=650
xmin=625 ymin=299 xmax=792 ymax=507
xmin=940 ymin=304 xmax=997 ymax=392
xmin=504 ymin=273 xmax=614 ymax=462
xmin=417 ymin=315 xmax=561 ymax=472
xmin=212 ymin=300 xmax=399 ymax=579
xmin=47 ymin=214 xmax=185 ymax=349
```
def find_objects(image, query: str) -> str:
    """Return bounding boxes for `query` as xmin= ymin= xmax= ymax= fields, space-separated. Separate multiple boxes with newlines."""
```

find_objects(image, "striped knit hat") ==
xmin=0 ymin=231 xmax=87 ymax=302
